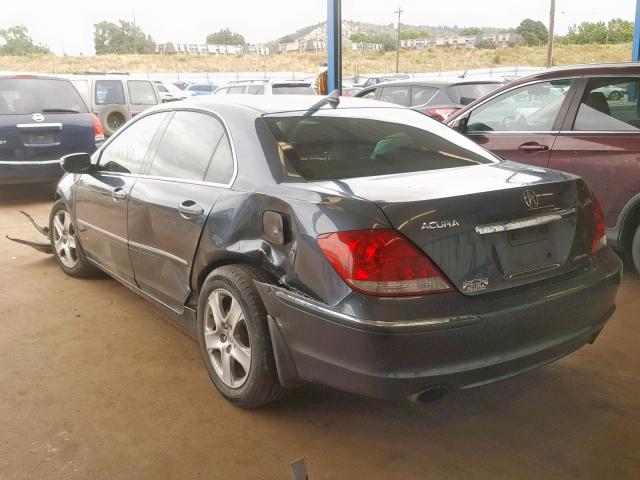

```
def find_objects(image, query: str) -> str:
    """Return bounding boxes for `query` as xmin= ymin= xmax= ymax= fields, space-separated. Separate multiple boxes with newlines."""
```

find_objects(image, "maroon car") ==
xmin=447 ymin=63 xmax=640 ymax=273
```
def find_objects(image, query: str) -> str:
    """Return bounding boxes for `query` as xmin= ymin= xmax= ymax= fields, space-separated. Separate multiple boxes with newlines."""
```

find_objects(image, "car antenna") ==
xmin=304 ymin=90 xmax=340 ymax=116
xmin=459 ymin=69 xmax=468 ymax=79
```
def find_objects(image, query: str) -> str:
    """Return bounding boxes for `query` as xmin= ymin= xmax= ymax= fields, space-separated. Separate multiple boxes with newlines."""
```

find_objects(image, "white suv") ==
xmin=214 ymin=79 xmax=315 ymax=96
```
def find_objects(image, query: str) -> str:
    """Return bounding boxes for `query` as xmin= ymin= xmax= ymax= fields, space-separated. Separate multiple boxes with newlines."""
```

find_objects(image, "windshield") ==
xmin=448 ymin=83 xmax=501 ymax=104
xmin=272 ymin=84 xmax=315 ymax=95
xmin=263 ymin=108 xmax=498 ymax=181
xmin=0 ymin=78 xmax=88 ymax=114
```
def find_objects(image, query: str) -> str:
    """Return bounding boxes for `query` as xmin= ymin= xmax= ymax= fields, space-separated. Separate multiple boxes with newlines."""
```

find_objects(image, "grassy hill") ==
xmin=0 ymin=44 xmax=632 ymax=76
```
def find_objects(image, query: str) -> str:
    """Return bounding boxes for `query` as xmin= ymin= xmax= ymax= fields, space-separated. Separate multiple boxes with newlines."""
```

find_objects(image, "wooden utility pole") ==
xmin=395 ymin=7 xmax=403 ymax=73
xmin=546 ymin=0 xmax=556 ymax=67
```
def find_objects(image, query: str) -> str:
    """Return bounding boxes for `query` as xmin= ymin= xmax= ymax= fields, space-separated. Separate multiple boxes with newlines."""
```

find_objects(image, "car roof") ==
xmin=180 ymin=94 xmax=402 ymax=114
xmin=365 ymin=77 xmax=504 ymax=88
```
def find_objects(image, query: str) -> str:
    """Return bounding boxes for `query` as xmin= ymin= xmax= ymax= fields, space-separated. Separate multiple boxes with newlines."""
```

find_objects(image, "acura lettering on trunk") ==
xmin=30 ymin=94 xmax=620 ymax=408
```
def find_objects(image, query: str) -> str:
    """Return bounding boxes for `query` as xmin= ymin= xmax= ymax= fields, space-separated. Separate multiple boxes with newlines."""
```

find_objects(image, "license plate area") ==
xmin=508 ymin=224 xmax=549 ymax=247
xmin=26 ymin=133 xmax=56 ymax=145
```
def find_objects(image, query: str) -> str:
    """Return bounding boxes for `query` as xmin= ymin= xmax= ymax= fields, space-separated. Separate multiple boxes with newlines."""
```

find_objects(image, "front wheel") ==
xmin=49 ymin=201 xmax=96 ymax=278
xmin=632 ymin=224 xmax=640 ymax=274
xmin=196 ymin=265 xmax=286 ymax=408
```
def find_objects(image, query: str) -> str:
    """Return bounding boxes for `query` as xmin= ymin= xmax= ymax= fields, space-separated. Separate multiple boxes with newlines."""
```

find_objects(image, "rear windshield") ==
xmin=272 ymin=84 xmax=315 ymax=95
xmin=448 ymin=83 xmax=501 ymax=105
xmin=263 ymin=108 xmax=497 ymax=181
xmin=0 ymin=78 xmax=88 ymax=114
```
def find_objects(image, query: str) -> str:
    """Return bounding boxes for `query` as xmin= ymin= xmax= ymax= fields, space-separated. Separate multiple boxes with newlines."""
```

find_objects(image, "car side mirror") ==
xmin=61 ymin=153 xmax=93 ymax=174
xmin=454 ymin=116 xmax=469 ymax=133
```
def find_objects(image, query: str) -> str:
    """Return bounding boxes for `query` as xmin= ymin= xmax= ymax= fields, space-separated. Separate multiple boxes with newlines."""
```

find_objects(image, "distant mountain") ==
xmin=272 ymin=20 xmax=515 ymax=44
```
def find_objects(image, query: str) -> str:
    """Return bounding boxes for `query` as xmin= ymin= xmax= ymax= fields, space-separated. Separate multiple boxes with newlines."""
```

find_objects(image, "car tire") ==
xmin=632 ymin=224 xmax=640 ymax=274
xmin=49 ymin=201 xmax=97 ymax=278
xmin=196 ymin=264 xmax=287 ymax=408
xmin=99 ymin=106 xmax=131 ymax=137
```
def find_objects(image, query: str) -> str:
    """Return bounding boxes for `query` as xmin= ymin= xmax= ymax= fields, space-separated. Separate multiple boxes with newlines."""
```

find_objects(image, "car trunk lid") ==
xmin=318 ymin=162 xmax=595 ymax=296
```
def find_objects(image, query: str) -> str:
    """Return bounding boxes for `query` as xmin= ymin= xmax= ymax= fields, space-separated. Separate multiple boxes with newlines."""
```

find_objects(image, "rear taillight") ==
xmin=91 ymin=113 xmax=105 ymax=142
xmin=591 ymin=195 xmax=606 ymax=254
xmin=317 ymin=229 xmax=452 ymax=296
xmin=425 ymin=108 xmax=459 ymax=122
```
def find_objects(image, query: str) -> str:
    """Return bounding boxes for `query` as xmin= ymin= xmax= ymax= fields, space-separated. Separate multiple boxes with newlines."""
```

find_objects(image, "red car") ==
xmin=447 ymin=63 xmax=640 ymax=273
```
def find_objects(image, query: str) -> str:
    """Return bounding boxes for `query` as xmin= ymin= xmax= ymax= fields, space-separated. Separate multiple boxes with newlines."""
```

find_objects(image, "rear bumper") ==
xmin=256 ymin=248 xmax=622 ymax=399
xmin=0 ymin=159 xmax=63 ymax=185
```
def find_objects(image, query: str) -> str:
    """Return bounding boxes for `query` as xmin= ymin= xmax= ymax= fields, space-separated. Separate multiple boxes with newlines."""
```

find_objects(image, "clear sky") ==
xmin=2 ymin=0 xmax=636 ymax=55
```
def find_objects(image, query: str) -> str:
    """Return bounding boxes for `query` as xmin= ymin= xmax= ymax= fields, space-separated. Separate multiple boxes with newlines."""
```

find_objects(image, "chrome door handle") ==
xmin=178 ymin=200 xmax=204 ymax=218
xmin=518 ymin=142 xmax=549 ymax=153
xmin=112 ymin=188 xmax=127 ymax=201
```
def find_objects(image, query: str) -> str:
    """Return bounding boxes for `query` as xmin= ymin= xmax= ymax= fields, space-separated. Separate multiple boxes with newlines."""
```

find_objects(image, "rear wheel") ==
xmin=632 ymin=224 xmax=640 ymax=274
xmin=196 ymin=265 xmax=286 ymax=408
xmin=49 ymin=201 xmax=96 ymax=278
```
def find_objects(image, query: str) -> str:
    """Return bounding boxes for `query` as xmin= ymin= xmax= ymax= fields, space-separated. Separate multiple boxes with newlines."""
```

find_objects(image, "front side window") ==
xmin=214 ymin=88 xmax=228 ymax=95
xmin=467 ymin=80 xmax=573 ymax=132
xmin=95 ymin=80 xmax=125 ymax=105
xmin=263 ymin=108 xmax=498 ymax=181
xmin=99 ymin=113 xmax=168 ymax=174
xmin=227 ymin=86 xmax=245 ymax=94
xmin=128 ymin=81 xmax=157 ymax=105
xmin=148 ymin=111 xmax=225 ymax=181
xmin=357 ymin=89 xmax=376 ymax=99
xmin=573 ymin=77 xmax=640 ymax=131
xmin=379 ymin=86 xmax=411 ymax=107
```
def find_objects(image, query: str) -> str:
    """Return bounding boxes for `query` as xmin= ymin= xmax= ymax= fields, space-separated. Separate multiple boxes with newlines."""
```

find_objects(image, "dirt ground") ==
xmin=1 ymin=184 xmax=639 ymax=480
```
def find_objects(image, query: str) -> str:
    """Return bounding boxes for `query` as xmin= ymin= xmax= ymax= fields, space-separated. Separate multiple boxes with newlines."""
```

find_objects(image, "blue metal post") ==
xmin=633 ymin=0 xmax=640 ymax=61
xmin=327 ymin=0 xmax=342 ymax=93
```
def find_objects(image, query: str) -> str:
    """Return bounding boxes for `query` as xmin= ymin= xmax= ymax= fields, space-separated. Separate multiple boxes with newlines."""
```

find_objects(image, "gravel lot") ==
xmin=1 ymin=184 xmax=639 ymax=480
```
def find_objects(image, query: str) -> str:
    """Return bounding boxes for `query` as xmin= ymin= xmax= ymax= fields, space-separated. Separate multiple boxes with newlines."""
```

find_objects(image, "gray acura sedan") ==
xmin=48 ymin=94 xmax=621 ymax=407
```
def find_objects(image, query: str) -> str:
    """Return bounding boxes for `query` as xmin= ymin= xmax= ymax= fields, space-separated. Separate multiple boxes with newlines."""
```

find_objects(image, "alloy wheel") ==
xmin=52 ymin=210 xmax=78 ymax=269
xmin=203 ymin=288 xmax=252 ymax=388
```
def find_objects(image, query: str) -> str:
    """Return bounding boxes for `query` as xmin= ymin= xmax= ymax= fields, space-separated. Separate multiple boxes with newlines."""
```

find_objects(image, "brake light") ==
xmin=317 ymin=229 xmax=452 ymax=296
xmin=91 ymin=113 xmax=105 ymax=142
xmin=591 ymin=195 xmax=606 ymax=254
xmin=425 ymin=108 xmax=458 ymax=122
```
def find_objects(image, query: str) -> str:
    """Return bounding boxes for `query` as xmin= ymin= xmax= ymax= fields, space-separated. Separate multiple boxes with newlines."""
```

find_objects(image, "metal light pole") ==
xmin=632 ymin=0 xmax=640 ymax=61
xmin=327 ymin=0 xmax=342 ymax=92
xmin=546 ymin=0 xmax=556 ymax=68
xmin=395 ymin=7 xmax=403 ymax=74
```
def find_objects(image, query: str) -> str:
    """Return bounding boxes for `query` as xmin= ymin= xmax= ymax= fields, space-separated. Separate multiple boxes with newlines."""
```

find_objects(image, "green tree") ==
xmin=459 ymin=27 xmax=482 ymax=36
xmin=399 ymin=28 xmax=433 ymax=40
xmin=94 ymin=20 xmax=155 ymax=54
xmin=206 ymin=28 xmax=245 ymax=45
xmin=564 ymin=21 xmax=608 ymax=44
xmin=607 ymin=18 xmax=634 ymax=43
xmin=0 ymin=25 xmax=50 ymax=55
xmin=516 ymin=18 xmax=549 ymax=46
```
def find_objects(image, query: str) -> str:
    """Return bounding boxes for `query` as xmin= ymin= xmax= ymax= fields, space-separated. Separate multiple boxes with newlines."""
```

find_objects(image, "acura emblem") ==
xmin=32 ymin=113 xmax=44 ymax=122
xmin=523 ymin=190 xmax=539 ymax=209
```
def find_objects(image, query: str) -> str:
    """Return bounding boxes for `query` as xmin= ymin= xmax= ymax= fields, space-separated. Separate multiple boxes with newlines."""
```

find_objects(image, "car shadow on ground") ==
xmin=0 ymin=183 xmax=57 ymax=206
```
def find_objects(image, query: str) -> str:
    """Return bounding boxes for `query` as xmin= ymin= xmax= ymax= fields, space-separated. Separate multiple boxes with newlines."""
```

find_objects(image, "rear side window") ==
xmin=573 ymin=77 xmax=640 ymax=131
xmin=149 ymin=111 xmax=226 ymax=181
xmin=95 ymin=80 xmax=125 ymax=105
xmin=128 ymin=81 xmax=157 ymax=105
xmin=379 ymin=86 xmax=410 ymax=107
xmin=0 ymin=78 xmax=88 ymax=114
xmin=204 ymin=134 xmax=234 ymax=184
xmin=99 ymin=112 xmax=168 ymax=174
xmin=263 ymin=108 xmax=497 ymax=181
xmin=272 ymin=84 xmax=315 ymax=95
xmin=246 ymin=85 xmax=265 ymax=95
xmin=411 ymin=86 xmax=438 ymax=106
